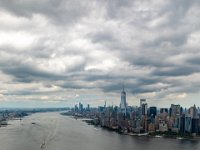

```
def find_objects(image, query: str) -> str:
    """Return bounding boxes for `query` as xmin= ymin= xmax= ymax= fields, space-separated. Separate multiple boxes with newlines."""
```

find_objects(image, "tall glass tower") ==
xmin=120 ymin=87 xmax=127 ymax=116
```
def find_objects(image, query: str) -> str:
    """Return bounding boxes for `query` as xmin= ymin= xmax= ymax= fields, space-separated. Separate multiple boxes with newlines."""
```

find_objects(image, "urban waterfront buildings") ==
xmin=71 ymin=88 xmax=200 ymax=137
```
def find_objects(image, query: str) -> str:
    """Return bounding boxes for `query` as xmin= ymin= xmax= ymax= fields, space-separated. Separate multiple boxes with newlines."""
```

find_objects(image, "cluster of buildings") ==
xmin=0 ymin=110 xmax=25 ymax=126
xmin=72 ymin=88 xmax=200 ymax=136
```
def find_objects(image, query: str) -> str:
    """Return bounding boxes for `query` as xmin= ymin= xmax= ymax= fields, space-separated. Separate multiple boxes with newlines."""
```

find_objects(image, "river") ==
xmin=0 ymin=112 xmax=199 ymax=150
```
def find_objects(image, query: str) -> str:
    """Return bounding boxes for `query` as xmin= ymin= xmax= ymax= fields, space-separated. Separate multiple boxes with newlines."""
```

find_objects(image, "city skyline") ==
xmin=70 ymin=89 xmax=200 ymax=137
xmin=73 ymin=88 xmax=200 ymax=110
xmin=0 ymin=0 xmax=200 ymax=108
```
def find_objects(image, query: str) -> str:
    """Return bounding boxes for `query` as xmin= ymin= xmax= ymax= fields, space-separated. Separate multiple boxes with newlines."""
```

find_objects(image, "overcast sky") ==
xmin=0 ymin=0 xmax=200 ymax=108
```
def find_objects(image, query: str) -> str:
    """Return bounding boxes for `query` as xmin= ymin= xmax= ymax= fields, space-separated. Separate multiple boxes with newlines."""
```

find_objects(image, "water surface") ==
xmin=0 ymin=112 xmax=199 ymax=150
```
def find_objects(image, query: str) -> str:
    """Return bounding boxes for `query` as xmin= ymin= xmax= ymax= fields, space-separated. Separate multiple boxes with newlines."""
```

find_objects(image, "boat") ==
xmin=127 ymin=132 xmax=149 ymax=136
xmin=40 ymin=141 xmax=46 ymax=149
xmin=176 ymin=137 xmax=184 ymax=140
xmin=155 ymin=135 xmax=162 ymax=138
xmin=138 ymin=133 xmax=148 ymax=136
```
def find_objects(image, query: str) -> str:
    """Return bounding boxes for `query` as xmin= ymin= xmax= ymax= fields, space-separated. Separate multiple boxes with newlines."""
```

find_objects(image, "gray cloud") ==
xmin=0 ymin=0 xmax=91 ymax=25
xmin=187 ymin=56 xmax=200 ymax=65
xmin=0 ymin=0 xmax=200 ymax=107
xmin=151 ymin=66 xmax=200 ymax=77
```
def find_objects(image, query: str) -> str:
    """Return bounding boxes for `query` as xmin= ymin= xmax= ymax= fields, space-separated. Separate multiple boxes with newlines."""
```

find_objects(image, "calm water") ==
xmin=0 ymin=112 xmax=199 ymax=150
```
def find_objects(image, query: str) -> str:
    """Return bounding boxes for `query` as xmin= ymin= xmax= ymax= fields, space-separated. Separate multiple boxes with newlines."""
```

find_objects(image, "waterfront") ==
xmin=0 ymin=112 xmax=200 ymax=150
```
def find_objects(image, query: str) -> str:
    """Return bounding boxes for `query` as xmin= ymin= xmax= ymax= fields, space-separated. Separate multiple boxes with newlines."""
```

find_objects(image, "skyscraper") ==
xmin=79 ymin=102 xmax=83 ymax=113
xmin=120 ymin=87 xmax=127 ymax=116
xmin=170 ymin=104 xmax=181 ymax=117
xmin=189 ymin=104 xmax=198 ymax=118
xmin=149 ymin=107 xmax=157 ymax=118
xmin=142 ymin=103 xmax=148 ymax=116
xmin=140 ymin=99 xmax=147 ymax=116
xmin=140 ymin=99 xmax=146 ymax=108
xmin=185 ymin=114 xmax=192 ymax=133
xmin=160 ymin=108 xmax=168 ymax=114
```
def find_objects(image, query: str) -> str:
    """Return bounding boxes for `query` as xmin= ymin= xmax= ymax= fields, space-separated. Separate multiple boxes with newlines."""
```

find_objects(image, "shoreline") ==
xmin=61 ymin=113 xmax=200 ymax=141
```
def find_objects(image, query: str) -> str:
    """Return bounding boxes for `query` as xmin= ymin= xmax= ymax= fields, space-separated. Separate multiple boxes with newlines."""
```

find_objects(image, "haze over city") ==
xmin=0 ymin=0 xmax=200 ymax=108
